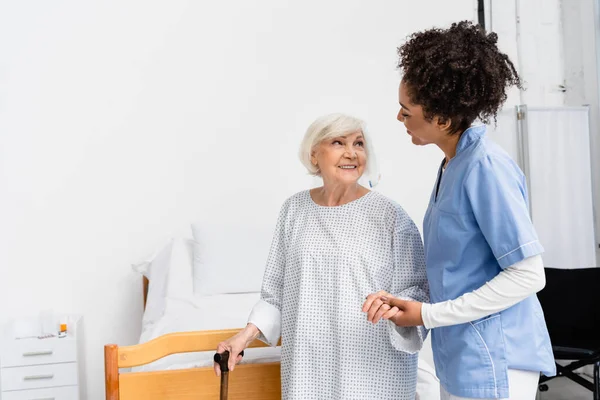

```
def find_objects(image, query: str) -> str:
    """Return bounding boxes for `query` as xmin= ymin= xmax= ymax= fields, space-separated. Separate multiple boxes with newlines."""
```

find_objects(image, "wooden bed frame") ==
xmin=104 ymin=276 xmax=281 ymax=399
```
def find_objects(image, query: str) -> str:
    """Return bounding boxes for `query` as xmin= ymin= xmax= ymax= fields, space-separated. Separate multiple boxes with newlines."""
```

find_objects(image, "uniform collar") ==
xmin=455 ymin=124 xmax=486 ymax=155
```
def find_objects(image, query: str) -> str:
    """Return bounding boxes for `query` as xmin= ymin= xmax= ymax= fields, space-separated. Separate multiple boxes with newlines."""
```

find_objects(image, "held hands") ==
xmin=362 ymin=290 xmax=424 ymax=327
xmin=213 ymin=323 xmax=260 ymax=376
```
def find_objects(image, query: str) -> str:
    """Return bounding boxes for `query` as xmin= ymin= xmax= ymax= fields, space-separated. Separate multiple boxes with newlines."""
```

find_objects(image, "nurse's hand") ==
xmin=381 ymin=296 xmax=424 ymax=327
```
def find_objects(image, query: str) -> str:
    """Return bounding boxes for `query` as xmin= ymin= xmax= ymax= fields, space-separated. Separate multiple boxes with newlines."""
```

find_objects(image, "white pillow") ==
xmin=132 ymin=239 xmax=173 ymax=326
xmin=132 ymin=238 xmax=195 ymax=327
xmin=191 ymin=219 xmax=273 ymax=296
xmin=166 ymin=238 xmax=194 ymax=299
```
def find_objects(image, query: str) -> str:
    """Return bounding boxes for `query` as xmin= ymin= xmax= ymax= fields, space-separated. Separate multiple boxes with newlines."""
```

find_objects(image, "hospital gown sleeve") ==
xmin=247 ymin=200 xmax=289 ymax=347
xmin=464 ymin=155 xmax=544 ymax=269
xmin=388 ymin=211 xmax=430 ymax=354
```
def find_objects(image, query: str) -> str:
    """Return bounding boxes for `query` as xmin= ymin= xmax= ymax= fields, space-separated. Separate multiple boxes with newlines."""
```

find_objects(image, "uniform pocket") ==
xmin=467 ymin=314 xmax=508 ymax=395
xmin=439 ymin=315 xmax=508 ymax=395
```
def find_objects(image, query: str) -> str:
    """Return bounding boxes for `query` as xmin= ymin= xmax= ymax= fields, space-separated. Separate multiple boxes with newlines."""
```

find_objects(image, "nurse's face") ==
xmin=397 ymin=80 xmax=448 ymax=146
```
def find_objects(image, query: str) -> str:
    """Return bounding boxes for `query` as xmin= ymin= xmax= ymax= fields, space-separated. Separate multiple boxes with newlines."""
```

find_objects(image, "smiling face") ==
xmin=311 ymin=130 xmax=367 ymax=186
xmin=397 ymin=80 xmax=448 ymax=146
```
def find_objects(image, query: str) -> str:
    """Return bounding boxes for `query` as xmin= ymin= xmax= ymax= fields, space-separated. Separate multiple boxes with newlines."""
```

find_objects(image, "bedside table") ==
xmin=0 ymin=315 xmax=84 ymax=399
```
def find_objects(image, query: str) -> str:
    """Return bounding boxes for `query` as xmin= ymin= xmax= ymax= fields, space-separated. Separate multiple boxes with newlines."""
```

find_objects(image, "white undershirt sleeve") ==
xmin=421 ymin=254 xmax=545 ymax=329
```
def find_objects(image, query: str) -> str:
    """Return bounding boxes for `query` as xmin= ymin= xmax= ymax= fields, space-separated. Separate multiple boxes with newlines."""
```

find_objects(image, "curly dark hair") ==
xmin=398 ymin=20 xmax=522 ymax=134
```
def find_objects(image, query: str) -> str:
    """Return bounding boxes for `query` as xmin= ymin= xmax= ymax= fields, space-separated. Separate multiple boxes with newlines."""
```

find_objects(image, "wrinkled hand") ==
xmin=362 ymin=291 xmax=401 ymax=324
xmin=213 ymin=324 xmax=259 ymax=376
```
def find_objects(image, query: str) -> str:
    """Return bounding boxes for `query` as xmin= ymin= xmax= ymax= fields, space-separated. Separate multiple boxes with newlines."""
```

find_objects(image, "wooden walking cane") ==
xmin=213 ymin=350 xmax=244 ymax=400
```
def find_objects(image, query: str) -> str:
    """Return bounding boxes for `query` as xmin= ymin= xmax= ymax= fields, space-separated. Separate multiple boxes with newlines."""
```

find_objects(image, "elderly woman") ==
xmin=214 ymin=113 xmax=429 ymax=399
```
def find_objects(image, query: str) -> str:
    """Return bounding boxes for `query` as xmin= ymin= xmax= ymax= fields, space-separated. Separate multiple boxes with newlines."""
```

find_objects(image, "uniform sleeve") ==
xmin=421 ymin=254 xmax=545 ymax=329
xmin=465 ymin=156 xmax=544 ymax=269
xmin=247 ymin=200 xmax=289 ymax=347
xmin=388 ymin=212 xmax=430 ymax=354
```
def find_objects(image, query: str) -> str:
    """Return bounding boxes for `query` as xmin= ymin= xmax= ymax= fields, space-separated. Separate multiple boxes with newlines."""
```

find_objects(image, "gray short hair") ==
xmin=299 ymin=113 xmax=374 ymax=176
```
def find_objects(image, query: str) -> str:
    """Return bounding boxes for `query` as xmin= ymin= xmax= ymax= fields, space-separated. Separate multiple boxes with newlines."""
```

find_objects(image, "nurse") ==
xmin=363 ymin=21 xmax=556 ymax=399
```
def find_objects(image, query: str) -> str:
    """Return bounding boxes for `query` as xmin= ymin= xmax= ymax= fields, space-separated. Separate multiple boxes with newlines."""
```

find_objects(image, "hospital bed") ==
xmin=104 ymin=324 xmax=281 ymax=399
xmin=104 ymin=275 xmax=282 ymax=399
xmin=104 ymin=237 xmax=440 ymax=399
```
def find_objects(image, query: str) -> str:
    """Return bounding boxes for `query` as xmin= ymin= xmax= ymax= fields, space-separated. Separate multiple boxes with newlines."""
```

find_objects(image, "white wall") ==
xmin=489 ymin=0 xmax=566 ymax=107
xmin=486 ymin=0 xmax=522 ymax=108
xmin=0 ymin=1 xmax=475 ymax=398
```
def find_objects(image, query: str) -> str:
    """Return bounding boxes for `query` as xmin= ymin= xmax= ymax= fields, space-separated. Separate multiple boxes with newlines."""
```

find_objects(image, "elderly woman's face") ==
xmin=311 ymin=130 xmax=367 ymax=185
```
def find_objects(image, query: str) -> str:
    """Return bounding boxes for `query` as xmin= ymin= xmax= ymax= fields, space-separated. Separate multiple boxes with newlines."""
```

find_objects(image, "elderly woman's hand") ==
xmin=213 ymin=323 xmax=260 ymax=376
xmin=362 ymin=291 xmax=424 ymax=326
xmin=362 ymin=290 xmax=400 ymax=324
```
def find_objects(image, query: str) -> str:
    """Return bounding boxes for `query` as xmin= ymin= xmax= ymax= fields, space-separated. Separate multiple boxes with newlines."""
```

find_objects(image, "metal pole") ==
xmin=515 ymin=104 xmax=532 ymax=216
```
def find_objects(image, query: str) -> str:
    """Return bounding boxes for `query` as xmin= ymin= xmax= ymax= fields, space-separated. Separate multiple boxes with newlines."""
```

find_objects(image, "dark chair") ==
xmin=537 ymin=267 xmax=600 ymax=399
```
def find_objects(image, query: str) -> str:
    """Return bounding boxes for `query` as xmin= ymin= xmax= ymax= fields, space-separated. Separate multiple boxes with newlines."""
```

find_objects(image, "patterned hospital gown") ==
xmin=248 ymin=190 xmax=429 ymax=400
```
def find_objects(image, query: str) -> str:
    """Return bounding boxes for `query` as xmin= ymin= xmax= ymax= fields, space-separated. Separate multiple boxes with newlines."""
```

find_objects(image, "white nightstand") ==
xmin=0 ymin=315 xmax=84 ymax=399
